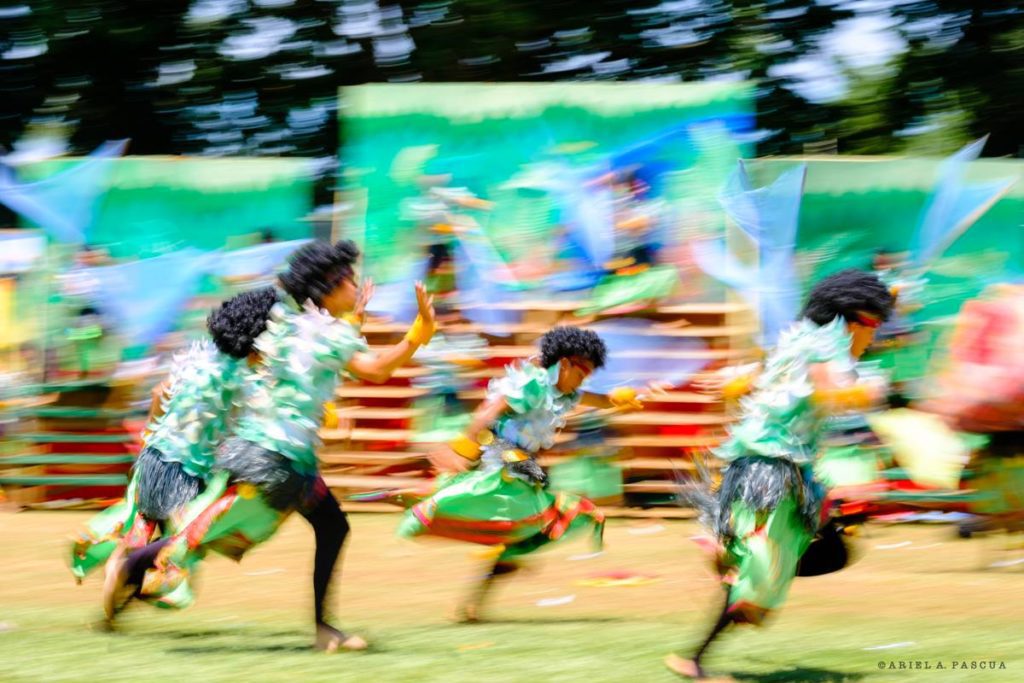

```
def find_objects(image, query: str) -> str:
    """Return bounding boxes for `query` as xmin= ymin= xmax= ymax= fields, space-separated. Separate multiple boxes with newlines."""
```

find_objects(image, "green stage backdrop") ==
xmin=746 ymin=156 xmax=1024 ymax=319
xmin=339 ymin=82 xmax=755 ymax=281
xmin=16 ymin=157 xmax=315 ymax=257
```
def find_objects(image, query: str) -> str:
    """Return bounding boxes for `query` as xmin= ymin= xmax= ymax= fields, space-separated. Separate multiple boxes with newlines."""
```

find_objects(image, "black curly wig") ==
xmin=539 ymin=326 xmax=607 ymax=369
xmin=207 ymin=286 xmax=280 ymax=358
xmin=278 ymin=239 xmax=360 ymax=307
xmin=802 ymin=269 xmax=895 ymax=326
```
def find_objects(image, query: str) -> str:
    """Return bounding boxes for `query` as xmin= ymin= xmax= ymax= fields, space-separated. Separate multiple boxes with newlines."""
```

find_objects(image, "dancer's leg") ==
xmin=457 ymin=556 xmax=521 ymax=623
xmin=105 ymin=485 xmax=287 ymax=619
xmin=664 ymin=587 xmax=734 ymax=680
xmin=300 ymin=482 xmax=366 ymax=651
xmin=69 ymin=476 xmax=141 ymax=581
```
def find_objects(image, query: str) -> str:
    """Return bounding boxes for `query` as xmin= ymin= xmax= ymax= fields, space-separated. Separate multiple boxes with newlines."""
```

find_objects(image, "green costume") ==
xmin=398 ymin=361 xmax=604 ymax=560
xmin=129 ymin=300 xmax=367 ymax=608
xmin=70 ymin=341 xmax=244 ymax=581
xmin=693 ymin=317 xmax=859 ymax=623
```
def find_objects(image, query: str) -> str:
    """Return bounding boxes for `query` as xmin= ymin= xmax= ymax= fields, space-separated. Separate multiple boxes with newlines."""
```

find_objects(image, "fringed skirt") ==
xmin=397 ymin=443 xmax=604 ymax=561
xmin=697 ymin=456 xmax=831 ymax=624
xmin=134 ymin=447 xmax=203 ymax=522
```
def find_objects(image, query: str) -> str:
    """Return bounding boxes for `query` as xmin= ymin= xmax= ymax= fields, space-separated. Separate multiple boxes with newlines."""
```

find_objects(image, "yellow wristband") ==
xmin=404 ymin=314 xmax=435 ymax=346
xmin=449 ymin=434 xmax=482 ymax=461
xmin=813 ymin=385 xmax=872 ymax=410
xmin=609 ymin=386 xmax=641 ymax=409
xmin=342 ymin=313 xmax=362 ymax=329
xmin=722 ymin=376 xmax=753 ymax=401
xmin=322 ymin=401 xmax=339 ymax=430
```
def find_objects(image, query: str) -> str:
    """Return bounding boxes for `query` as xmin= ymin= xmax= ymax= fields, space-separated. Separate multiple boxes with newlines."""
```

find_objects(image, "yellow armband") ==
xmin=449 ymin=429 xmax=494 ymax=462
xmin=722 ymin=375 xmax=754 ymax=401
xmin=450 ymin=435 xmax=481 ymax=461
xmin=404 ymin=314 xmax=435 ymax=346
xmin=342 ymin=313 xmax=363 ymax=329
xmin=322 ymin=401 xmax=339 ymax=430
xmin=812 ymin=385 xmax=873 ymax=411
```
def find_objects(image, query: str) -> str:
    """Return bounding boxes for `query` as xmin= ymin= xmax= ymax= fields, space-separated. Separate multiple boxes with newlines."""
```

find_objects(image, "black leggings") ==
xmin=300 ymin=481 xmax=351 ymax=626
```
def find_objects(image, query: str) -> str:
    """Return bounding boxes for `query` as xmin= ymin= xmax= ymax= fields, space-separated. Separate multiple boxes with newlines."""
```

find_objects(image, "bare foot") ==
xmin=664 ymin=654 xmax=734 ymax=682
xmin=101 ymin=549 xmax=134 ymax=625
xmin=315 ymin=623 xmax=368 ymax=653
xmin=454 ymin=603 xmax=482 ymax=624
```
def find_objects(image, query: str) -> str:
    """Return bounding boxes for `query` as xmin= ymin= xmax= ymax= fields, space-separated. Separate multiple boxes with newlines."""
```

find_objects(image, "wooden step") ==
xmin=608 ymin=412 xmax=730 ymax=426
xmin=624 ymin=480 xmax=683 ymax=493
xmin=639 ymin=391 xmax=721 ymax=404
xmin=607 ymin=435 xmax=720 ymax=448
xmin=333 ymin=407 xmax=423 ymax=420
xmin=334 ymin=501 xmax=409 ymax=513
xmin=321 ymin=432 xmax=721 ymax=451
xmin=321 ymin=428 xmax=416 ymax=442
xmin=459 ymin=389 xmax=723 ymax=404
xmin=619 ymin=457 xmax=720 ymax=471
xmin=319 ymin=451 xmax=426 ymax=466
xmin=0 ymin=474 xmax=128 ymax=486
xmin=459 ymin=300 xmax=750 ymax=315
xmin=321 ymin=474 xmax=427 ymax=490
xmin=335 ymin=386 xmax=426 ymax=399
xmin=657 ymin=303 xmax=751 ymax=315
xmin=538 ymin=456 xmax=713 ymax=471
xmin=0 ymin=454 xmax=137 ymax=466
xmin=367 ymin=345 xmax=756 ymax=361
xmin=599 ymin=506 xmax=695 ymax=519
xmin=363 ymin=321 xmax=755 ymax=339
xmin=17 ymin=432 xmax=136 ymax=444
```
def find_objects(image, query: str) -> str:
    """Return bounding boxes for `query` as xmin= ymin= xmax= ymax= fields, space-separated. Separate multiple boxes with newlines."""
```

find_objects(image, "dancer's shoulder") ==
xmin=487 ymin=360 xmax=551 ymax=414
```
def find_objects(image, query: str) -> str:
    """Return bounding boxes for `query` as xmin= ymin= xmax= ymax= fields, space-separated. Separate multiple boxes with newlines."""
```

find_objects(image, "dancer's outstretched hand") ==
xmin=354 ymin=277 xmax=375 ymax=320
xmin=641 ymin=380 xmax=672 ymax=400
xmin=428 ymin=445 xmax=470 ymax=473
xmin=414 ymin=280 xmax=436 ymax=336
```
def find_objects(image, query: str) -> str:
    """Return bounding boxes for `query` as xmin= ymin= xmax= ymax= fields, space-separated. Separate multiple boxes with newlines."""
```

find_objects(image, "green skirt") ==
xmin=137 ymin=474 xmax=289 ymax=610
xmin=69 ymin=463 xmax=227 ymax=582
xmin=721 ymin=494 xmax=814 ymax=624
xmin=397 ymin=467 xmax=604 ymax=561
xmin=69 ymin=474 xmax=141 ymax=581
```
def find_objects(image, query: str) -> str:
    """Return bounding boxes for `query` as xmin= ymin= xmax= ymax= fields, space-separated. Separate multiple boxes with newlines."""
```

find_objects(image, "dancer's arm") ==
xmin=345 ymin=282 xmax=435 ymax=384
xmin=429 ymin=396 xmax=509 ymax=473
xmin=146 ymin=377 xmax=171 ymax=424
xmin=580 ymin=382 xmax=665 ymax=411
xmin=809 ymin=361 xmax=886 ymax=412
xmin=693 ymin=362 xmax=763 ymax=400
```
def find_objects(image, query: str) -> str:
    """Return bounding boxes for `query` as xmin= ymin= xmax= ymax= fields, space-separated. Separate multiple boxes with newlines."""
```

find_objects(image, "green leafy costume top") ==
xmin=487 ymin=361 xmax=581 ymax=454
xmin=232 ymin=300 xmax=368 ymax=476
xmin=145 ymin=340 xmax=244 ymax=479
xmin=715 ymin=317 xmax=856 ymax=465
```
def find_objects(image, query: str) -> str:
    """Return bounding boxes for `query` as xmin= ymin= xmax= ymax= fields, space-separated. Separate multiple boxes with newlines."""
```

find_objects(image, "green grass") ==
xmin=1 ymin=512 xmax=1021 ymax=682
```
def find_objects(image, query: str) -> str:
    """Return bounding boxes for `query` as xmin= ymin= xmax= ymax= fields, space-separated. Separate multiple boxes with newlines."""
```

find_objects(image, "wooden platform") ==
xmin=318 ymin=300 xmax=750 ymax=508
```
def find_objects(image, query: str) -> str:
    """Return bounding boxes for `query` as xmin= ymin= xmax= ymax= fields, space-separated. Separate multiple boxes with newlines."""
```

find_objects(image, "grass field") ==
xmin=1 ymin=511 xmax=1021 ymax=683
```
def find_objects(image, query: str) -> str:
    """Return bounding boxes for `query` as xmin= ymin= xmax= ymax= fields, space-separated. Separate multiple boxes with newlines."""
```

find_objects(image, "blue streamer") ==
xmin=211 ymin=239 xmax=313 ymax=278
xmin=0 ymin=140 xmax=127 ymax=244
xmin=912 ymin=137 xmax=1016 ymax=267
xmin=90 ymin=249 xmax=215 ymax=346
xmin=694 ymin=161 xmax=806 ymax=346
